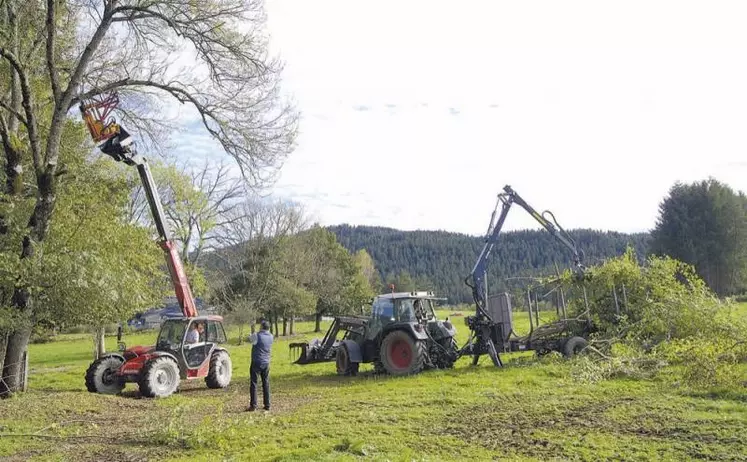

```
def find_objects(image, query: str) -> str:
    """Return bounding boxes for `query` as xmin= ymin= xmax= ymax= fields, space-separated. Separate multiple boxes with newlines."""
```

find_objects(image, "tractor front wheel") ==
xmin=205 ymin=350 xmax=233 ymax=389
xmin=380 ymin=330 xmax=425 ymax=376
xmin=335 ymin=344 xmax=359 ymax=376
xmin=85 ymin=356 xmax=125 ymax=394
xmin=138 ymin=356 xmax=180 ymax=398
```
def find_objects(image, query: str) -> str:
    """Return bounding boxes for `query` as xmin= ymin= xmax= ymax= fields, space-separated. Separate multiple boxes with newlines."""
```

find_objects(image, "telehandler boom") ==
xmin=79 ymin=92 xmax=232 ymax=398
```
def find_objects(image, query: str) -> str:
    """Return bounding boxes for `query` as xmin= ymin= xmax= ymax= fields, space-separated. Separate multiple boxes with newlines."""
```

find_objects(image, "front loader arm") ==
xmin=79 ymin=92 xmax=198 ymax=318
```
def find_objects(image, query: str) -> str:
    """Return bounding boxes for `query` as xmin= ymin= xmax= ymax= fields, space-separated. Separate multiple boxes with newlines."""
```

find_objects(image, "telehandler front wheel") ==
xmin=138 ymin=356 xmax=180 ymax=398
xmin=206 ymin=350 xmax=232 ymax=389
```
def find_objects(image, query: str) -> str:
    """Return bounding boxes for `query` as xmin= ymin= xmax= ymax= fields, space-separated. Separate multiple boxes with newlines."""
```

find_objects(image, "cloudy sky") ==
xmin=180 ymin=0 xmax=747 ymax=236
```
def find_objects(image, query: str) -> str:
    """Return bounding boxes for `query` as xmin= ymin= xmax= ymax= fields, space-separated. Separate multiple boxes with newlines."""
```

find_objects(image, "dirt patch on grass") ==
xmin=436 ymin=391 xmax=747 ymax=461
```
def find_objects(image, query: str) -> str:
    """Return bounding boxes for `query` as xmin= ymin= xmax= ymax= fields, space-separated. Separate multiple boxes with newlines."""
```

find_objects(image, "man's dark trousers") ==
xmin=250 ymin=362 xmax=270 ymax=410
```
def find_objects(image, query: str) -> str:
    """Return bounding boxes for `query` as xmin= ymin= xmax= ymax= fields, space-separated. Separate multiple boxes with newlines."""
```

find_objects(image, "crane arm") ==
xmin=465 ymin=184 xmax=585 ymax=322
xmin=78 ymin=92 xmax=199 ymax=318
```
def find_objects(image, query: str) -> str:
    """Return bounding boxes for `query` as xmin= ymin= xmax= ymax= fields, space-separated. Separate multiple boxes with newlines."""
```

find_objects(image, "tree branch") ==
xmin=0 ymin=47 xmax=42 ymax=173
xmin=0 ymin=99 xmax=27 ymax=126
xmin=46 ymin=0 xmax=61 ymax=104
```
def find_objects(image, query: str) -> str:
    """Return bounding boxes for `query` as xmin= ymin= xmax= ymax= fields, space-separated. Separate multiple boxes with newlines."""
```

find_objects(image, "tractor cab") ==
xmin=368 ymin=292 xmax=440 ymax=332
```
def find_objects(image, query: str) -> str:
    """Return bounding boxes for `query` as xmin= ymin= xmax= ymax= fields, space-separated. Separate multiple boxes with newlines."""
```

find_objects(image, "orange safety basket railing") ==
xmin=78 ymin=92 xmax=122 ymax=143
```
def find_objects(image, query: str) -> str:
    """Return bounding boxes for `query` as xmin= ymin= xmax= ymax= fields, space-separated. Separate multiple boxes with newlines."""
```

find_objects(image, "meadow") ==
xmin=0 ymin=306 xmax=745 ymax=461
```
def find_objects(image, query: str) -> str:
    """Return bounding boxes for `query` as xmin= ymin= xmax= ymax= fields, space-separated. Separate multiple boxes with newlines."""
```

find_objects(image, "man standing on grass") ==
xmin=247 ymin=319 xmax=273 ymax=411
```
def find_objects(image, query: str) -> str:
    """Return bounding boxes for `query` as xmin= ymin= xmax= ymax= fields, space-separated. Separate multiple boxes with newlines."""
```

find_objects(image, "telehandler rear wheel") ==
xmin=138 ymin=356 xmax=180 ymax=398
xmin=380 ymin=330 xmax=425 ymax=376
xmin=85 ymin=356 xmax=125 ymax=394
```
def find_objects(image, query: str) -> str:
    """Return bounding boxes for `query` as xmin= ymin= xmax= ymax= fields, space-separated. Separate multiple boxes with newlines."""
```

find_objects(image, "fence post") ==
xmin=21 ymin=350 xmax=28 ymax=392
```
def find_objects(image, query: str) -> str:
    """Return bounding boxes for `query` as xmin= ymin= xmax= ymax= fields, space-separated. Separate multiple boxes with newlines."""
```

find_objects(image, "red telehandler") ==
xmin=79 ymin=92 xmax=232 ymax=398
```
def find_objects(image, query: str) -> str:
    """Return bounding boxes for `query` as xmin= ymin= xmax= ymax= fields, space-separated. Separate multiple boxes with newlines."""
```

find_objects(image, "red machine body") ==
xmin=80 ymin=92 xmax=231 ymax=398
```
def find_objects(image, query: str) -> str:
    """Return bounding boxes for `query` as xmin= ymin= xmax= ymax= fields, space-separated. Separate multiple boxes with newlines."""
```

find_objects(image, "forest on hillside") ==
xmin=326 ymin=225 xmax=651 ymax=304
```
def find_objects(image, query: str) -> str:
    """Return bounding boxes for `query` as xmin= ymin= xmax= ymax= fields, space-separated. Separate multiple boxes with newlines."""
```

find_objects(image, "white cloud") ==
xmin=160 ymin=0 xmax=747 ymax=236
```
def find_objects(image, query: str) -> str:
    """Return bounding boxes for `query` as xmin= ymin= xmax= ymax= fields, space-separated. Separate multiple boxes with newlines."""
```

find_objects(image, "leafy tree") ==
xmin=354 ymin=249 xmax=382 ymax=294
xmin=207 ymin=199 xmax=308 ymax=340
xmin=37 ymin=157 xmax=165 ymax=357
xmin=0 ymin=0 xmax=297 ymax=395
xmin=650 ymin=178 xmax=747 ymax=296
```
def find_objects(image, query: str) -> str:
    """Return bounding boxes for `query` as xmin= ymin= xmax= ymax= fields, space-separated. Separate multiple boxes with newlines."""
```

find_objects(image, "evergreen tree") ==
xmin=650 ymin=178 xmax=747 ymax=296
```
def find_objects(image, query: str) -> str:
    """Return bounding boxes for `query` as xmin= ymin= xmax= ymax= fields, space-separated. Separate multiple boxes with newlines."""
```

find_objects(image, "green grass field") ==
xmin=1 ymin=306 xmax=746 ymax=461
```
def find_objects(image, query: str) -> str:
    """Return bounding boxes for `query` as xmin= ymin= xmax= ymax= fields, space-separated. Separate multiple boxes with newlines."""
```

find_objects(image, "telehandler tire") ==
xmin=380 ymin=330 xmax=425 ymax=376
xmin=205 ymin=350 xmax=232 ymax=389
xmin=138 ymin=356 xmax=180 ymax=398
xmin=562 ymin=336 xmax=588 ymax=358
xmin=85 ymin=355 xmax=125 ymax=394
xmin=335 ymin=344 xmax=359 ymax=376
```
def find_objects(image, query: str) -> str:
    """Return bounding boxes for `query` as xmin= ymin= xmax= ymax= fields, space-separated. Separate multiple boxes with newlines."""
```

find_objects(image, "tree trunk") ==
xmin=0 ymin=332 xmax=7 ymax=373
xmin=315 ymin=312 xmax=322 ymax=333
xmin=93 ymin=326 xmax=106 ymax=359
xmin=237 ymin=324 xmax=244 ymax=345
xmin=290 ymin=316 xmax=295 ymax=335
xmin=273 ymin=315 xmax=279 ymax=337
xmin=0 ymin=328 xmax=31 ymax=397
xmin=282 ymin=317 xmax=287 ymax=336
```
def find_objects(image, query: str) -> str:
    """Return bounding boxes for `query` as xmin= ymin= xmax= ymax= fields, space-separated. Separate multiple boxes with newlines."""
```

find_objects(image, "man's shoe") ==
xmin=246 ymin=406 xmax=256 ymax=412
xmin=263 ymin=407 xmax=270 ymax=411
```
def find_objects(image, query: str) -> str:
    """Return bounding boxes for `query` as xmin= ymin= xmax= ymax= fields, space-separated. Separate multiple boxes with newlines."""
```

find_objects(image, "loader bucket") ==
xmin=289 ymin=342 xmax=312 ymax=364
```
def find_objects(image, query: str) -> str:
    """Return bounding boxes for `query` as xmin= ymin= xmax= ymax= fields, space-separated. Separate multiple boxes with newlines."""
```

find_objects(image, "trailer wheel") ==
xmin=138 ymin=356 xmax=180 ymax=398
xmin=335 ymin=344 xmax=359 ymax=376
xmin=380 ymin=330 xmax=425 ymax=376
xmin=562 ymin=336 xmax=588 ymax=358
xmin=85 ymin=356 xmax=125 ymax=394
xmin=205 ymin=350 xmax=232 ymax=389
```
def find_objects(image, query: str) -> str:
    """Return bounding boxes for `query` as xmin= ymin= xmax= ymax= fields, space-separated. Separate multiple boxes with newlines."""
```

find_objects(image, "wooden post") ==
xmin=21 ymin=350 xmax=28 ymax=392
xmin=526 ymin=288 xmax=534 ymax=333
xmin=534 ymin=292 xmax=540 ymax=326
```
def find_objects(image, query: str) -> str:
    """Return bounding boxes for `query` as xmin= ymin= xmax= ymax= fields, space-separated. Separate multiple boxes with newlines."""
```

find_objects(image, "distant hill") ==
xmin=326 ymin=224 xmax=651 ymax=304
xmin=197 ymin=224 xmax=651 ymax=305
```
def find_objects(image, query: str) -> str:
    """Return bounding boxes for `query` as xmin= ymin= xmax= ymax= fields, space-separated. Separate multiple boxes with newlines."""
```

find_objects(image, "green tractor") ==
xmin=290 ymin=291 xmax=458 ymax=376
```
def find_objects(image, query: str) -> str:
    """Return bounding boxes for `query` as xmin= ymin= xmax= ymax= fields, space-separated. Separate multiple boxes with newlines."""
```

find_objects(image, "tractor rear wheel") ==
xmin=380 ymin=330 xmax=425 ymax=376
xmin=85 ymin=356 xmax=125 ymax=394
xmin=205 ymin=350 xmax=232 ymax=389
xmin=138 ymin=356 xmax=180 ymax=398
xmin=335 ymin=344 xmax=359 ymax=376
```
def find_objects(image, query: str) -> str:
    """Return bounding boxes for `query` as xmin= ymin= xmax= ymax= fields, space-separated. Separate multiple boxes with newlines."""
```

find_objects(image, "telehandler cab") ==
xmin=79 ymin=92 xmax=232 ymax=398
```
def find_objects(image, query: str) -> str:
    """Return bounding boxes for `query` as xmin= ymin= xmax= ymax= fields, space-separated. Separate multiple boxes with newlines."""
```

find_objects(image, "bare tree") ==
xmin=0 ymin=0 xmax=298 ymax=396
xmin=207 ymin=198 xmax=308 ymax=339
xmin=127 ymin=156 xmax=248 ymax=265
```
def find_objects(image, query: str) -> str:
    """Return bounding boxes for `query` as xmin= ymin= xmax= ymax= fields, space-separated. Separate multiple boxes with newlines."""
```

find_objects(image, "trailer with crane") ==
xmin=79 ymin=92 xmax=232 ymax=398
xmin=456 ymin=185 xmax=592 ymax=367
